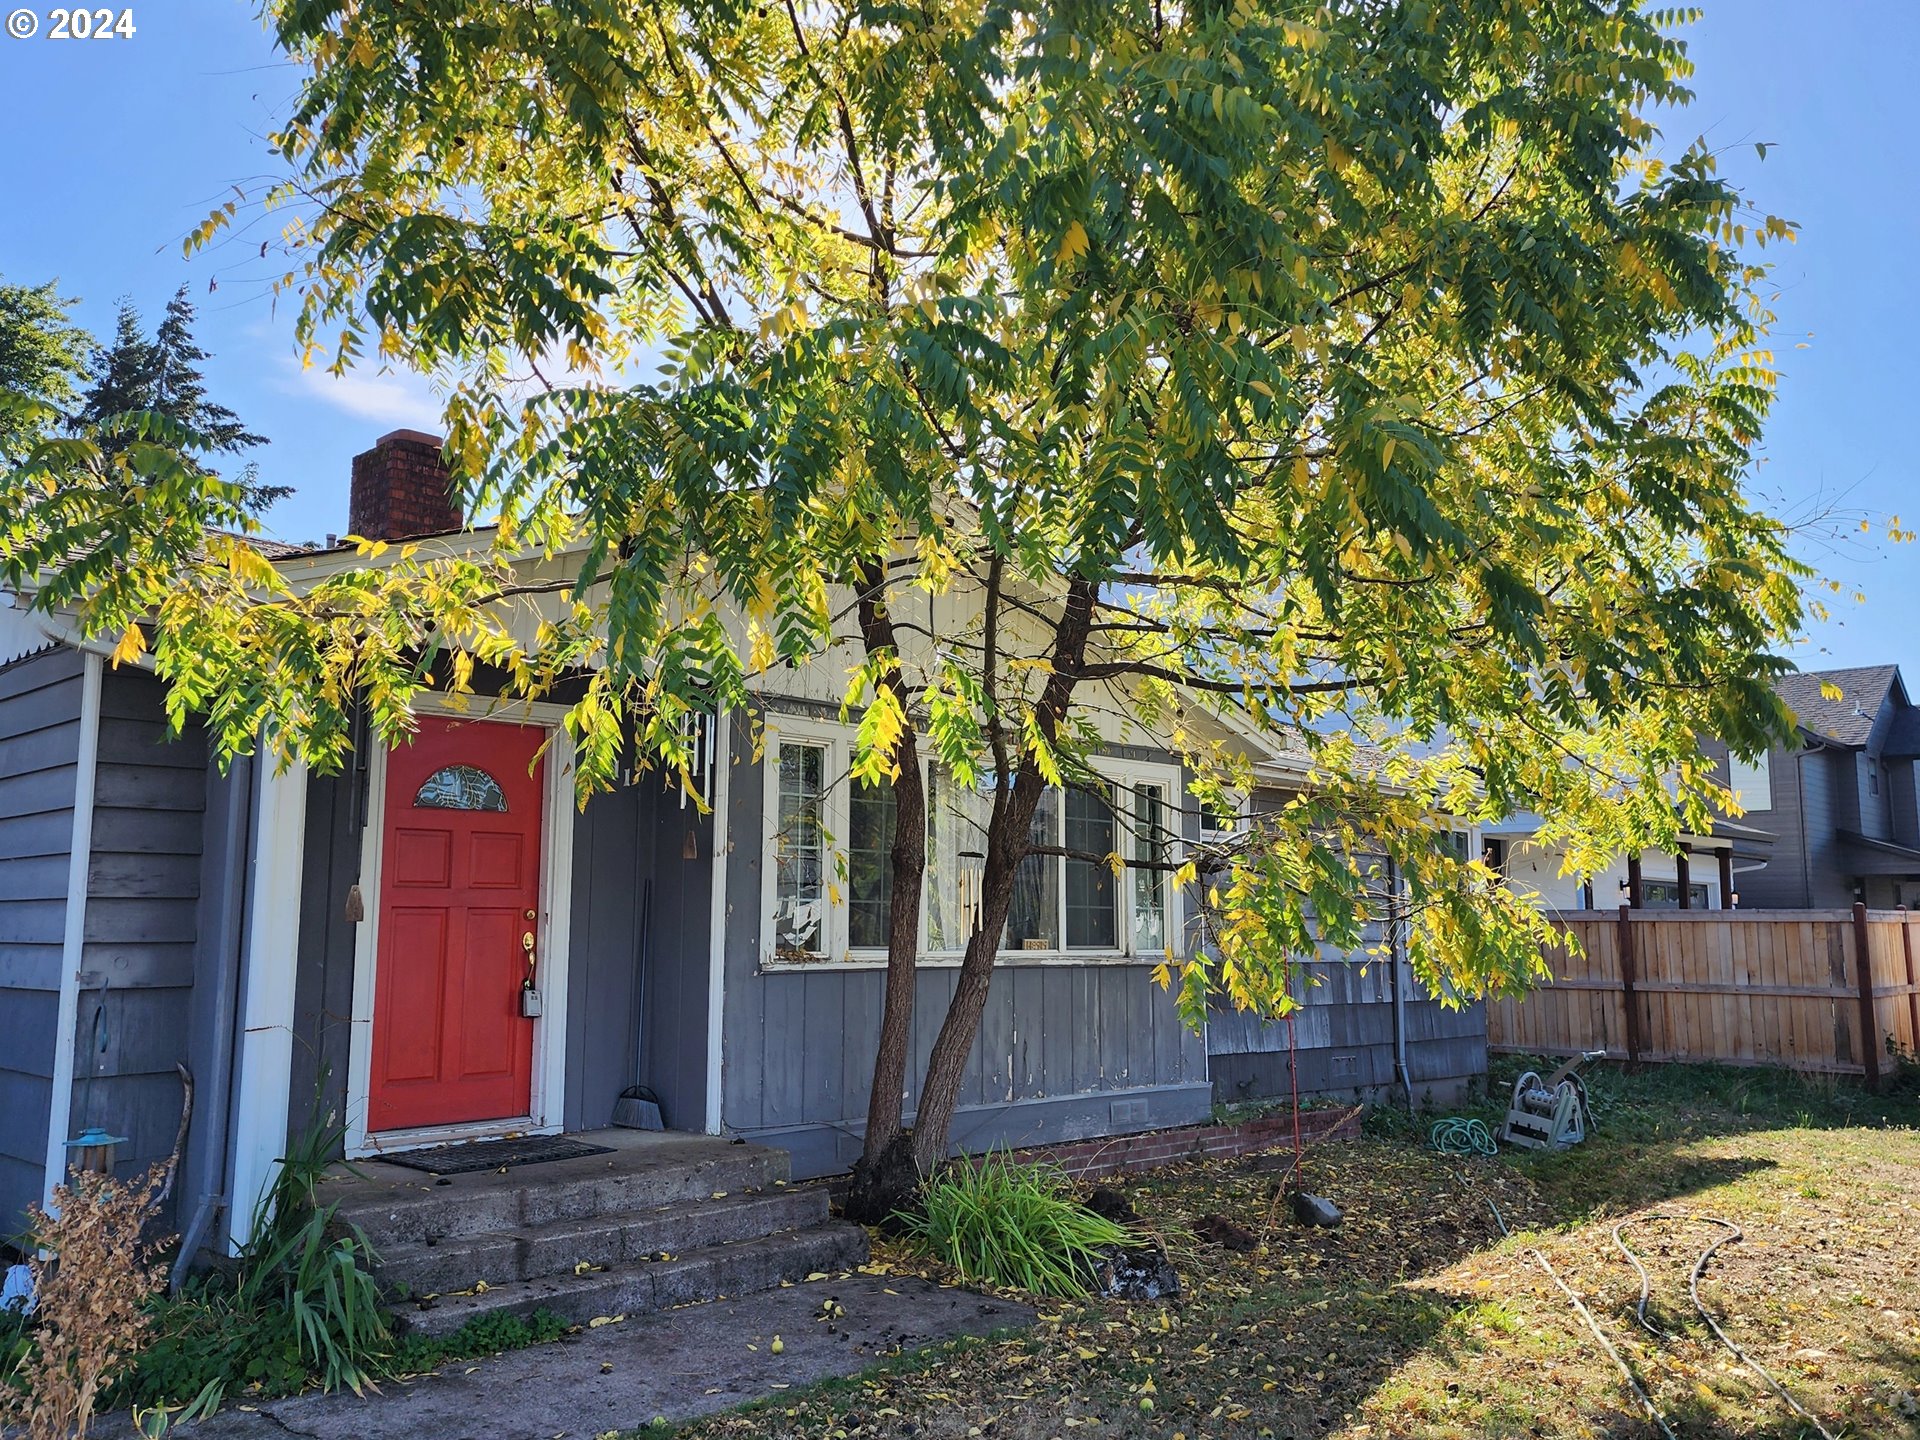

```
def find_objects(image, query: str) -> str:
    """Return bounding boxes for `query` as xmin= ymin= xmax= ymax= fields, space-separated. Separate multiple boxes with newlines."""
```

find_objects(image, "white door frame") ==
xmin=342 ymin=698 xmax=577 ymax=1158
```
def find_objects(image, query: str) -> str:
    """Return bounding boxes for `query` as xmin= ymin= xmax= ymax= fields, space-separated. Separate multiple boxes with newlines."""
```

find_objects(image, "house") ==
xmin=2 ymin=429 xmax=1269 ymax=1254
xmin=1477 ymin=663 xmax=1920 ymax=915
xmin=1480 ymin=810 xmax=1774 ymax=912
xmin=1718 ymin=665 xmax=1920 ymax=909
xmin=1203 ymin=751 xmax=1488 ymax=1109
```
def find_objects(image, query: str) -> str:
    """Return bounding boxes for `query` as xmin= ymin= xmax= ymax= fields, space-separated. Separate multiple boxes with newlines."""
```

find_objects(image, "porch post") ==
xmin=227 ymin=757 xmax=309 ymax=1250
xmin=1674 ymin=849 xmax=1691 ymax=908
xmin=1626 ymin=853 xmax=1643 ymax=908
xmin=1852 ymin=901 xmax=1881 ymax=1093
xmin=1718 ymin=849 xmax=1734 ymax=909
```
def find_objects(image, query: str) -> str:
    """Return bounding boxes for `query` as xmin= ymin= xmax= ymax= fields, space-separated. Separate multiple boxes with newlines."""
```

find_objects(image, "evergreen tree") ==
xmin=72 ymin=298 xmax=157 ymax=441
xmin=0 ymin=276 xmax=91 ymax=464
xmin=152 ymin=288 xmax=269 ymax=458
xmin=76 ymin=288 xmax=286 ymax=512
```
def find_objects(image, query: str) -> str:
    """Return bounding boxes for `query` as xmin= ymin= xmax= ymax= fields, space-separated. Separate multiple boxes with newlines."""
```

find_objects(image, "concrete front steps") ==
xmin=321 ymin=1131 xmax=868 ymax=1339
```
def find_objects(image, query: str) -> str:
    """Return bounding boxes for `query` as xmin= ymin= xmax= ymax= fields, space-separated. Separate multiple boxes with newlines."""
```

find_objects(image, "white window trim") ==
xmin=1726 ymin=749 xmax=1773 ymax=813
xmin=758 ymin=713 xmax=1182 ymax=969
xmin=761 ymin=714 xmax=847 ymax=964
xmin=1198 ymin=787 xmax=1249 ymax=845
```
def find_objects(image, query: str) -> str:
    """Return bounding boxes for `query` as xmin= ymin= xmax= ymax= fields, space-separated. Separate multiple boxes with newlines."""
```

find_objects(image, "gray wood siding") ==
xmin=1205 ymin=941 xmax=1488 ymax=1107
xmin=288 ymin=767 xmax=363 ymax=1147
xmin=719 ymin=710 xmax=1209 ymax=1180
xmin=64 ymin=669 xmax=209 ymax=1222
xmin=1736 ymin=742 xmax=1857 ymax=910
xmin=0 ymin=649 xmax=84 ymax=1233
xmin=565 ymin=768 xmax=713 ymax=1134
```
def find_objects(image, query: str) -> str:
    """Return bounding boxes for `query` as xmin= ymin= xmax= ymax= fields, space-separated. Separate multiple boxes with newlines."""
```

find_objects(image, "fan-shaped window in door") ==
xmin=414 ymin=764 xmax=508 ymax=812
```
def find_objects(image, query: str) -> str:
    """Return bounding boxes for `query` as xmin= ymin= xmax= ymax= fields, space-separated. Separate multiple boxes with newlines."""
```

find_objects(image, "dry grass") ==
xmin=669 ymin=1059 xmax=1920 ymax=1439
xmin=1 ymin=1165 xmax=167 ymax=1440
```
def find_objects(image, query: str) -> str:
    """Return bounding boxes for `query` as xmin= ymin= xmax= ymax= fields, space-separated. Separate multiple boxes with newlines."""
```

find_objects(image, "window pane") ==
xmin=927 ymin=767 xmax=985 ymax=951
xmin=414 ymin=765 xmax=507 ymax=812
xmin=1005 ymin=787 xmax=1059 ymax=950
xmin=848 ymin=779 xmax=896 ymax=949
xmin=1133 ymin=784 xmax=1168 ymax=955
xmin=774 ymin=743 xmax=826 ymax=957
xmin=1064 ymin=784 xmax=1118 ymax=949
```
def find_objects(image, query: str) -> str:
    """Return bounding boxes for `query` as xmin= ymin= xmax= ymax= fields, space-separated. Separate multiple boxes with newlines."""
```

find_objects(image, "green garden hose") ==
xmin=1429 ymin=1116 xmax=1498 ymax=1156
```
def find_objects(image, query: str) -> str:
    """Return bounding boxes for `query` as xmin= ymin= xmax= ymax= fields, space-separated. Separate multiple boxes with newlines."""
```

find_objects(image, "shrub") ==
xmin=900 ymin=1155 xmax=1131 ymax=1299
xmin=120 ymin=1112 xmax=389 ymax=1421
xmin=1 ymin=1164 xmax=167 ymax=1440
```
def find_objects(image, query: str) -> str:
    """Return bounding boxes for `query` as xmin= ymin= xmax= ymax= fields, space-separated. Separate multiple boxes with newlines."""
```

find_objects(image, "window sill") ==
xmin=759 ymin=951 xmax=1174 ymax=974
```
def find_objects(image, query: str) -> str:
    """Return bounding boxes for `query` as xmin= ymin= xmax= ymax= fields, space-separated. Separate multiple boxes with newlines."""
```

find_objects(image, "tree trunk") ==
xmin=910 ymin=768 xmax=1046 ymax=1172
xmin=844 ymin=728 xmax=926 ymax=1223
xmin=844 ymin=563 xmax=930 ymax=1225
xmin=908 ymin=577 xmax=1097 ymax=1175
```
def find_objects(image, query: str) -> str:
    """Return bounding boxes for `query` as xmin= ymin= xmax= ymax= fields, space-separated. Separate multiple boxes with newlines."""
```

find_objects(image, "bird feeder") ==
xmin=63 ymin=1127 xmax=127 ymax=1178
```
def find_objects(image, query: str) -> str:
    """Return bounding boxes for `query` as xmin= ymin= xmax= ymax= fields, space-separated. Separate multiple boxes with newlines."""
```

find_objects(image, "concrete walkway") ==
xmin=116 ymin=1275 xmax=1031 ymax=1440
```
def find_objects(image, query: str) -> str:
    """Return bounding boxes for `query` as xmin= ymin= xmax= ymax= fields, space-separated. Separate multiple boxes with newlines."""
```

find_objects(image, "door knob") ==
xmin=522 ymin=931 xmax=536 ymax=956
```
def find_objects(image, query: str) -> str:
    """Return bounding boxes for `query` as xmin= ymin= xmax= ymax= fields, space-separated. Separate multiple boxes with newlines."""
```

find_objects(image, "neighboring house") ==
xmin=1480 ymin=663 xmax=1920 ymax=915
xmin=1721 ymin=665 xmax=1920 ymax=910
xmin=1481 ymin=810 xmax=1773 ymax=913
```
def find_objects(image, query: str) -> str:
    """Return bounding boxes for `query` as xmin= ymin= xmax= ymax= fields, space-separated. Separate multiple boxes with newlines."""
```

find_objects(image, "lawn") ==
xmin=668 ymin=1059 xmax=1920 ymax=1439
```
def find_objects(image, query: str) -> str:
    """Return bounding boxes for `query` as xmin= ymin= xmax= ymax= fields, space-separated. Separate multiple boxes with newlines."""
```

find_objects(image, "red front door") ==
xmin=369 ymin=715 xmax=546 ymax=1133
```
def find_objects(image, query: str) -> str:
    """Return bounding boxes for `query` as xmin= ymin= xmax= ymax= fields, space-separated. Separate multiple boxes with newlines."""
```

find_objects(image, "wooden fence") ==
xmin=1486 ymin=904 xmax=1920 ymax=1089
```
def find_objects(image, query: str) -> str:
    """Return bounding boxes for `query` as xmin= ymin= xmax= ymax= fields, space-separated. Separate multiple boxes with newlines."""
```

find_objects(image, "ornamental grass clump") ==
xmin=902 ymin=1155 xmax=1131 ymax=1299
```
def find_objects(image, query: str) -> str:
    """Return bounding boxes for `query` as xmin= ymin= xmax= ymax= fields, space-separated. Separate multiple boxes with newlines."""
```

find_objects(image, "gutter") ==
xmin=42 ymin=651 xmax=103 ymax=1210
xmin=171 ymin=754 xmax=257 ymax=1287
xmin=29 ymin=602 xmax=159 ymax=672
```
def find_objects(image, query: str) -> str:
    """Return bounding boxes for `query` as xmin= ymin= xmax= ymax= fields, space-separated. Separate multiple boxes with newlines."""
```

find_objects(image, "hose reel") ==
xmin=1497 ymin=1050 xmax=1601 ymax=1151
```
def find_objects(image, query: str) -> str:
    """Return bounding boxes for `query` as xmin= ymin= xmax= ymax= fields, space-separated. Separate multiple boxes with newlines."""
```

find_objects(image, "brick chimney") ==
xmin=348 ymin=429 xmax=463 ymax=541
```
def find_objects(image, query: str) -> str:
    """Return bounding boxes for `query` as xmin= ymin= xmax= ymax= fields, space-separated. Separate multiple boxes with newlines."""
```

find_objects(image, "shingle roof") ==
xmin=203 ymin=529 xmax=312 ymax=560
xmin=1772 ymin=665 xmax=1902 ymax=747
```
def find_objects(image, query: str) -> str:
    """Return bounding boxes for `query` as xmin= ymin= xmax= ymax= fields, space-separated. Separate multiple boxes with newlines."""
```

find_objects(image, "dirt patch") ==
xmin=673 ymin=1062 xmax=1920 ymax=1439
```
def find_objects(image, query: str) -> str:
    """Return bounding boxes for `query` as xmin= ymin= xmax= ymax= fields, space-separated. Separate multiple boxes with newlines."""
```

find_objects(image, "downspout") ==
xmin=1387 ymin=856 xmax=1413 ymax=1109
xmin=703 ymin=705 xmax=732 ymax=1135
xmin=171 ymin=754 xmax=256 ymax=1287
xmin=42 ymin=651 xmax=103 ymax=1210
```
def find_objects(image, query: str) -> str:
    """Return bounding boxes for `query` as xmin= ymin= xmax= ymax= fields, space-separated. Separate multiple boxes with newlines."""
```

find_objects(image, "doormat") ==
xmin=378 ymin=1136 xmax=615 ymax=1175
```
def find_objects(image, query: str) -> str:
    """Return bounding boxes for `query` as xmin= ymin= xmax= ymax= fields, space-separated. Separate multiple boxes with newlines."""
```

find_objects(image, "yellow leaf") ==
xmin=1057 ymin=220 xmax=1089 ymax=269
xmin=110 ymin=625 xmax=147 ymax=668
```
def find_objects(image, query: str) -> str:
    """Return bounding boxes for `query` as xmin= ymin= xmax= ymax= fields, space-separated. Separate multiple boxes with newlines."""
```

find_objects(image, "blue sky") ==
xmin=1 ymin=2 xmax=1914 ymax=667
